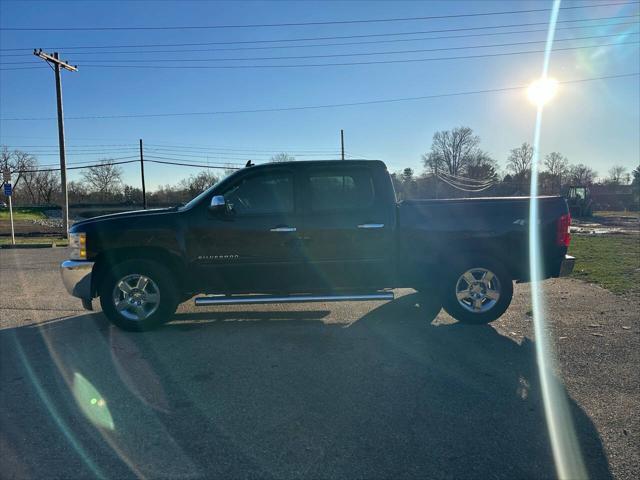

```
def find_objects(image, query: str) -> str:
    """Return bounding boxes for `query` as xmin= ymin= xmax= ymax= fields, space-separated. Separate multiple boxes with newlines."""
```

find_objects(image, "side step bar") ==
xmin=194 ymin=292 xmax=394 ymax=306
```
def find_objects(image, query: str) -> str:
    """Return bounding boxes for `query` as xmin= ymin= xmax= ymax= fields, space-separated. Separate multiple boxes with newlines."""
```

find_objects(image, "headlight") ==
xmin=69 ymin=232 xmax=87 ymax=260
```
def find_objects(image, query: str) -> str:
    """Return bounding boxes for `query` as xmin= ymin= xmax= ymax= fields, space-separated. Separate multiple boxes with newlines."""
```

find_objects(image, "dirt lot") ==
xmin=0 ymin=248 xmax=638 ymax=479
xmin=571 ymin=211 xmax=639 ymax=235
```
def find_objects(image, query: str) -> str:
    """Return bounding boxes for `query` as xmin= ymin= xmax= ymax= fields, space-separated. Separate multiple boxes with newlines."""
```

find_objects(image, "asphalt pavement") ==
xmin=1 ymin=248 xmax=637 ymax=479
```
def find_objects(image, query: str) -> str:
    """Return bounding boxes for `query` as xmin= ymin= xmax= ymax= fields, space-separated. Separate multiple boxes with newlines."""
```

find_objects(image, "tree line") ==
xmin=2 ymin=136 xmax=638 ymax=208
xmin=1 ymin=146 xmax=226 ymax=206
xmin=391 ymin=126 xmax=637 ymax=202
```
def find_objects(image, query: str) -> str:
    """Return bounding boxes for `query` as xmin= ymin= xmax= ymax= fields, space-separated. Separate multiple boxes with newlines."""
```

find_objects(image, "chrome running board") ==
xmin=194 ymin=292 xmax=394 ymax=306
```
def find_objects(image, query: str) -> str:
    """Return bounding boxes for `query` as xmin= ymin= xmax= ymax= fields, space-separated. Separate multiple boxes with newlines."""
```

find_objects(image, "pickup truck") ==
xmin=61 ymin=160 xmax=574 ymax=331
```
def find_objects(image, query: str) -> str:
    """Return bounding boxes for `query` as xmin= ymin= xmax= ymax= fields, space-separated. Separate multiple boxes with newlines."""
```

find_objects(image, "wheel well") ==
xmin=437 ymin=250 xmax=519 ymax=283
xmin=91 ymin=247 xmax=187 ymax=297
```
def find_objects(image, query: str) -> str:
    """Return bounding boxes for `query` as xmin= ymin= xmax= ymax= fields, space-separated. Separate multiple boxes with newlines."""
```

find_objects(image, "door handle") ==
xmin=270 ymin=226 xmax=297 ymax=232
xmin=357 ymin=223 xmax=384 ymax=229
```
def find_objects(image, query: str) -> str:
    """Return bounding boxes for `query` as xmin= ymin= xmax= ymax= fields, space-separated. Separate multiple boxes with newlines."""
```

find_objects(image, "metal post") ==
xmin=53 ymin=53 xmax=70 ymax=237
xmin=340 ymin=129 xmax=345 ymax=160
xmin=8 ymin=194 xmax=15 ymax=245
xmin=139 ymin=139 xmax=147 ymax=209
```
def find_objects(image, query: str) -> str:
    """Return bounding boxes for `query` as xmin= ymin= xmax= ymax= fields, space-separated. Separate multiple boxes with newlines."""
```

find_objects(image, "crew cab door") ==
xmin=297 ymin=165 xmax=394 ymax=290
xmin=186 ymin=168 xmax=305 ymax=292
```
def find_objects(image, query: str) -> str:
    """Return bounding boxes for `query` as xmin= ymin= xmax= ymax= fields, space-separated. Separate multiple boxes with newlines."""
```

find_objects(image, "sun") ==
xmin=527 ymin=77 xmax=559 ymax=107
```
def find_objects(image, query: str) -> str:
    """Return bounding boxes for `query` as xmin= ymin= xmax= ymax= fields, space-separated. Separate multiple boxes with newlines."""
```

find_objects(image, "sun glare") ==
xmin=527 ymin=77 xmax=559 ymax=107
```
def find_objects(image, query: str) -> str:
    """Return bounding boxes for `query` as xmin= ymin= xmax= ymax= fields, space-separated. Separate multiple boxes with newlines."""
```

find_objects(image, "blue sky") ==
xmin=1 ymin=0 xmax=638 ymax=189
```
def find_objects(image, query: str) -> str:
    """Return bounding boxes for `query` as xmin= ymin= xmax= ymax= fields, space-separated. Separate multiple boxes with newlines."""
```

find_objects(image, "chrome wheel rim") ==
xmin=112 ymin=274 xmax=161 ymax=321
xmin=455 ymin=268 xmax=501 ymax=313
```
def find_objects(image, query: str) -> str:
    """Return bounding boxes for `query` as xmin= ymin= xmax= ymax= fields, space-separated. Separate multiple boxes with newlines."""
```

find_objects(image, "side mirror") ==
xmin=208 ymin=195 xmax=227 ymax=214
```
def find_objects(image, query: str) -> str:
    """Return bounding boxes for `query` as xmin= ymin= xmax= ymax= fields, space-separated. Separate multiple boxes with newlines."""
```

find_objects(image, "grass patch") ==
xmin=0 ymin=236 xmax=67 ymax=246
xmin=0 ymin=208 xmax=47 ymax=221
xmin=569 ymin=234 xmax=640 ymax=295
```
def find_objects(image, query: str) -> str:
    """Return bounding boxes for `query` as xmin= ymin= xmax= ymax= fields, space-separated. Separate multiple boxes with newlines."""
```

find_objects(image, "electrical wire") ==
xmin=144 ymin=156 xmax=242 ymax=169
xmin=4 ymin=31 xmax=630 ymax=65
xmin=2 ymin=13 xmax=637 ymax=51
xmin=436 ymin=173 xmax=496 ymax=192
xmin=2 ymin=17 xmax=637 ymax=57
xmin=145 ymin=148 xmax=342 ymax=159
xmin=9 ymin=159 xmax=139 ymax=174
xmin=436 ymin=168 xmax=497 ymax=185
xmin=2 ymin=2 xmax=636 ymax=31
xmin=3 ymin=39 xmax=633 ymax=71
xmin=1 ymin=72 xmax=636 ymax=121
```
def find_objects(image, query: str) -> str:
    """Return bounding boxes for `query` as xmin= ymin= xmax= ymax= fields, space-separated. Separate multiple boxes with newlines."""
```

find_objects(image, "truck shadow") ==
xmin=1 ymin=293 xmax=611 ymax=479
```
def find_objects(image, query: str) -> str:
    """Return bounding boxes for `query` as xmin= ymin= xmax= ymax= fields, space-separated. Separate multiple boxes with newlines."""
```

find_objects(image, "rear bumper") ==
xmin=558 ymin=255 xmax=575 ymax=277
xmin=60 ymin=260 xmax=95 ymax=300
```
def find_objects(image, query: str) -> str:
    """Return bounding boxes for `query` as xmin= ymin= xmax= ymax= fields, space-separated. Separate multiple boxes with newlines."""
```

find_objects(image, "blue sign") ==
xmin=3 ymin=183 xmax=11 ymax=196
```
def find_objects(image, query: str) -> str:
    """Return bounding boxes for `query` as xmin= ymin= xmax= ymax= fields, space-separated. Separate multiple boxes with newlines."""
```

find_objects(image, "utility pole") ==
xmin=33 ymin=49 xmax=77 ymax=238
xmin=340 ymin=129 xmax=345 ymax=160
xmin=139 ymin=139 xmax=147 ymax=209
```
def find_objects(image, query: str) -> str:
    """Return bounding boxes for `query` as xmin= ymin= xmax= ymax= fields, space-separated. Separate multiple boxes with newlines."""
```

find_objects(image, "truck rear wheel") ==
xmin=441 ymin=258 xmax=513 ymax=325
xmin=99 ymin=259 xmax=178 ymax=331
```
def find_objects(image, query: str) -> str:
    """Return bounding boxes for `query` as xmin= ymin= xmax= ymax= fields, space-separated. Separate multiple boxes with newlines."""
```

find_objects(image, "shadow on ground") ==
xmin=0 ymin=294 xmax=610 ymax=479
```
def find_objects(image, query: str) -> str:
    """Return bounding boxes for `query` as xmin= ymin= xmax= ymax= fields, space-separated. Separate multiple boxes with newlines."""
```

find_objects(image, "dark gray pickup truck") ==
xmin=61 ymin=160 xmax=574 ymax=331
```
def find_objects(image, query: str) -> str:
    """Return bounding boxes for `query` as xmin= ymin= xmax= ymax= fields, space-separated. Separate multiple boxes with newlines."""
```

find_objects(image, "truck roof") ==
xmin=247 ymin=159 xmax=387 ymax=170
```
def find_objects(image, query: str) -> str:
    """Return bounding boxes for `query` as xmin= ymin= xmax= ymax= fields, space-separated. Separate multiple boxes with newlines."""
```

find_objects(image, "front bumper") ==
xmin=558 ymin=255 xmax=575 ymax=277
xmin=60 ymin=260 xmax=95 ymax=300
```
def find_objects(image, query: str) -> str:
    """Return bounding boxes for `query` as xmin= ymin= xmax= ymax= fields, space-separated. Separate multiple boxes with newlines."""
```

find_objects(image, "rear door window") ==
xmin=307 ymin=170 xmax=375 ymax=212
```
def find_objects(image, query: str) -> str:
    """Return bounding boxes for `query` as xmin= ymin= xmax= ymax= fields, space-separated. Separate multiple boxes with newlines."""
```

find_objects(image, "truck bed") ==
xmin=397 ymin=196 xmax=569 ymax=282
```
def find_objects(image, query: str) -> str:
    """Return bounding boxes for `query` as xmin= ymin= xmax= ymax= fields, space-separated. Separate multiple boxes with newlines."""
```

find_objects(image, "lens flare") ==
xmin=527 ymin=77 xmax=559 ymax=107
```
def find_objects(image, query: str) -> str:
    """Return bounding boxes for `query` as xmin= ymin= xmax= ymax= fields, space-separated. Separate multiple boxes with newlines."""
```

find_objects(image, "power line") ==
xmin=2 ymin=14 xmax=638 ymax=52
xmin=1 ymin=72 xmax=636 ymax=121
xmin=2 ymin=2 xmax=636 ymax=31
xmin=145 ymin=143 xmax=339 ymax=154
xmin=1 ymin=16 xmax=637 ymax=57
xmin=435 ymin=173 xmax=496 ymax=192
xmin=9 ymin=159 xmax=139 ymax=175
xmin=2 ymin=142 xmax=341 ymax=154
xmin=4 ymin=40 xmax=633 ymax=71
xmin=6 ymin=31 xmax=633 ymax=66
xmin=431 ymin=170 xmax=496 ymax=189
xmin=144 ymin=157 xmax=242 ymax=169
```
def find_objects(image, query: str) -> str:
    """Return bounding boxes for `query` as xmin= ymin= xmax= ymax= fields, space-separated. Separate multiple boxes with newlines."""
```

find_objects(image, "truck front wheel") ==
xmin=99 ymin=259 xmax=178 ymax=331
xmin=441 ymin=259 xmax=513 ymax=325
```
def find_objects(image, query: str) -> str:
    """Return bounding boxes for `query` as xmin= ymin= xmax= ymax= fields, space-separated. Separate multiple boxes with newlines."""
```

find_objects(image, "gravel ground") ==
xmin=0 ymin=248 xmax=638 ymax=479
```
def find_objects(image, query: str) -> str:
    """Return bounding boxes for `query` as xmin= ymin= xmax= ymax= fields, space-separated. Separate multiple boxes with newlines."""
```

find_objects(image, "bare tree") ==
xmin=506 ymin=143 xmax=534 ymax=178
xmin=422 ymin=127 xmax=480 ymax=176
xmin=179 ymin=170 xmax=219 ymax=198
xmin=34 ymin=170 xmax=59 ymax=204
xmin=80 ymin=159 xmax=124 ymax=200
xmin=544 ymin=152 xmax=569 ymax=178
xmin=68 ymin=180 xmax=89 ymax=204
xmin=543 ymin=152 xmax=569 ymax=193
xmin=466 ymin=150 xmax=499 ymax=181
xmin=567 ymin=163 xmax=597 ymax=185
xmin=270 ymin=153 xmax=296 ymax=163
xmin=607 ymin=165 xmax=628 ymax=185
xmin=1 ymin=146 xmax=37 ymax=194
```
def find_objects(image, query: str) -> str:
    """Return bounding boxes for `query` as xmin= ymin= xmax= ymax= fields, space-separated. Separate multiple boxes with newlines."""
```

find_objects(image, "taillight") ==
xmin=557 ymin=213 xmax=571 ymax=247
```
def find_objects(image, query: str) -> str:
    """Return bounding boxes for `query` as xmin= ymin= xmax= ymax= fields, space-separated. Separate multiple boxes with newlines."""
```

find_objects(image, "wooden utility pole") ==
xmin=139 ymin=139 xmax=147 ymax=209
xmin=340 ymin=129 xmax=345 ymax=160
xmin=33 ymin=49 xmax=77 ymax=238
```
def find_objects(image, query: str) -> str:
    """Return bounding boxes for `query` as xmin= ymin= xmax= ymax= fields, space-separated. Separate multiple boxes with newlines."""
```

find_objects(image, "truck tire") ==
xmin=441 ymin=258 xmax=513 ymax=325
xmin=99 ymin=259 xmax=178 ymax=331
